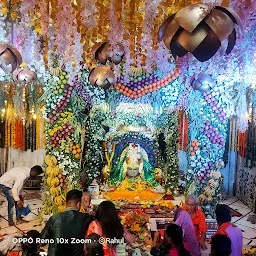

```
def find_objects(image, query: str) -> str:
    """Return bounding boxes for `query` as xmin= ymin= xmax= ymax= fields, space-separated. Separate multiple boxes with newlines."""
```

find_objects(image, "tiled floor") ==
xmin=221 ymin=196 xmax=256 ymax=247
xmin=0 ymin=191 xmax=255 ymax=249
xmin=0 ymin=189 xmax=43 ymax=235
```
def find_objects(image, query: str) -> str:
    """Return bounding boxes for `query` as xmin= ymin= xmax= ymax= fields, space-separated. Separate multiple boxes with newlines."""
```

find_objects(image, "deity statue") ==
xmin=108 ymin=143 xmax=164 ymax=191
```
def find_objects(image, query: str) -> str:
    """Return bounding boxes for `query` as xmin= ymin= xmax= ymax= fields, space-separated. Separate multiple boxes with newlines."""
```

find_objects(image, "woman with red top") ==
xmin=151 ymin=224 xmax=190 ymax=256
xmin=86 ymin=201 xmax=135 ymax=256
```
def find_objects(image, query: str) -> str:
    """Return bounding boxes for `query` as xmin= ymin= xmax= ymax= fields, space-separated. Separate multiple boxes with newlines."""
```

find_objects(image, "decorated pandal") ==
xmin=0 ymin=0 xmax=255 ymax=254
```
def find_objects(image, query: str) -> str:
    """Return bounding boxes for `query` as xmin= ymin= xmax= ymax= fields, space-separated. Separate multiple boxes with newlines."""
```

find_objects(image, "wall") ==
xmin=235 ymin=156 xmax=256 ymax=211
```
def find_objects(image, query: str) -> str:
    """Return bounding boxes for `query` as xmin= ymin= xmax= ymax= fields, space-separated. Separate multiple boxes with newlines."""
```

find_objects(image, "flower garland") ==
xmin=83 ymin=108 xmax=106 ymax=185
xmin=42 ymin=68 xmax=84 ymax=214
xmin=185 ymin=82 xmax=228 ymax=217
xmin=154 ymin=112 xmax=179 ymax=191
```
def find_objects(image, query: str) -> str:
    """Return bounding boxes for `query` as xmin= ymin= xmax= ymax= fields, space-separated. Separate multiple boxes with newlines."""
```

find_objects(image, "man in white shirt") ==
xmin=0 ymin=165 xmax=43 ymax=226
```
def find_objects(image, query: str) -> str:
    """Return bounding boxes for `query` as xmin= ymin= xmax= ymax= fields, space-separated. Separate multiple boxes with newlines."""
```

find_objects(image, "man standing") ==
xmin=41 ymin=189 xmax=94 ymax=256
xmin=0 ymin=165 xmax=43 ymax=226
xmin=215 ymin=204 xmax=243 ymax=256
xmin=183 ymin=195 xmax=208 ymax=250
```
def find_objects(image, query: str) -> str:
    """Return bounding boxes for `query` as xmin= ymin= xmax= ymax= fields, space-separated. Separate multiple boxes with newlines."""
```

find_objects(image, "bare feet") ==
xmin=16 ymin=219 xmax=29 ymax=225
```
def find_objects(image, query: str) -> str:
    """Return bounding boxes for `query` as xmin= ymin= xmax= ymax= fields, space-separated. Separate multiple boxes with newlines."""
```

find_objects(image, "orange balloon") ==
xmin=172 ymin=76 xmax=176 ymax=80
xmin=189 ymin=147 xmax=193 ymax=151
xmin=152 ymin=83 xmax=157 ymax=87
xmin=191 ymin=152 xmax=195 ymax=156
xmin=167 ymin=78 xmax=172 ymax=82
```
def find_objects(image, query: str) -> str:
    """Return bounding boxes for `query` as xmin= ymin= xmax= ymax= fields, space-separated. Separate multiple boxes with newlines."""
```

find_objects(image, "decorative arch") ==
xmin=108 ymin=132 xmax=158 ymax=168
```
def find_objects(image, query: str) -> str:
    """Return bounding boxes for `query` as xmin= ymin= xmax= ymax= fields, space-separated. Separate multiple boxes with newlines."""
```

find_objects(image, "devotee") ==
xmin=174 ymin=206 xmax=201 ymax=256
xmin=86 ymin=200 xmax=135 ymax=256
xmin=41 ymin=189 xmax=94 ymax=256
xmin=21 ymin=230 xmax=41 ymax=256
xmin=0 ymin=230 xmax=41 ymax=256
xmin=80 ymin=189 xmax=92 ymax=214
xmin=183 ymin=195 xmax=207 ymax=250
xmin=211 ymin=234 xmax=232 ymax=256
xmin=151 ymin=224 xmax=190 ymax=256
xmin=0 ymin=165 xmax=43 ymax=226
xmin=214 ymin=204 xmax=243 ymax=256
xmin=84 ymin=233 xmax=104 ymax=256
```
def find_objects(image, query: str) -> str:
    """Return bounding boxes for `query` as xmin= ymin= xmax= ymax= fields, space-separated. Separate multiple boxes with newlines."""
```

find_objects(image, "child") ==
xmin=84 ymin=233 xmax=104 ymax=256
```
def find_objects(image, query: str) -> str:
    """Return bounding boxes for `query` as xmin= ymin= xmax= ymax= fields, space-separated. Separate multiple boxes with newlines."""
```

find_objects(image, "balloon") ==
xmin=88 ymin=65 xmax=116 ymax=90
xmin=91 ymin=42 xmax=125 ymax=65
xmin=13 ymin=67 xmax=37 ymax=82
xmin=159 ymin=4 xmax=242 ymax=62
xmin=0 ymin=43 xmax=22 ymax=73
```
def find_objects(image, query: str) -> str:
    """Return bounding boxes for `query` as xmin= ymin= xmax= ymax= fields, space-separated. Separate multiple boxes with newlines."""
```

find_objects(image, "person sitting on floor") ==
xmin=174 ymin=206 xmax=201 ymax=256
xmin=182 ymin=195 xmax=207 ymax=250
xmin=41 ymin=189 xmax=94 ymax=256
xmin=0 ymin=166 xmax=43 ymax=226
xmin=211 ymin=234 xmax=232 ymax=256
xmin=86 ymin=201 xmax=135 ymax=256
xmin=84 ymin=233 xmax=104 ymax=256
xmin=151 ymin=224 xmax=190 ymax=256
xmin=214 ymin=204 xmax=242 ymax=256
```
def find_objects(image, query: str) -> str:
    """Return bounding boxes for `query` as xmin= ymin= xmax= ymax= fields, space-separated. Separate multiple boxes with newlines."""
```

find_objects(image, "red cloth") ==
xmin=215 ymin=222 xmax=232 ymax=237
xmin=169 ymin=243 xmax=189 ymax=256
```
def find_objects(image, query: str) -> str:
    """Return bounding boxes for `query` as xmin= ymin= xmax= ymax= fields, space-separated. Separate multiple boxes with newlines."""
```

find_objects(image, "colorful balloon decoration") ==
xmin=88 ymin=65 xmax=116 ymax=90
xmin=14 ymin=66 xmax=37 ymax=82
xmin=191 ymin=74 xmax=216 ymax=92
xmin=0 ymin=43 xmax=22 ymax=73
xmin=159 ymin=4 xmax=242 ymax=62
xmin=92 ymin=42 xmax=125 ymax=65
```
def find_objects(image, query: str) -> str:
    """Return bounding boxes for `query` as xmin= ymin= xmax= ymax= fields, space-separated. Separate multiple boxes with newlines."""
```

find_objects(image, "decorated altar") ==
xmin=0 ymin=0 xmax=254 ymax=223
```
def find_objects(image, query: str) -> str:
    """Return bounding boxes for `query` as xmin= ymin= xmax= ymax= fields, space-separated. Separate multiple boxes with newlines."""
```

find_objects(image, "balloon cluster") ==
xmin=88 ymin=65 xmax=115 ymax=90
xmin=49 ymin=123 xmax=74 ymax=148
xmin=88 ymin=42 xmax=125 ymax=90
xmin=0 ymin=43 xmax=37 ymax=82
xmin=13 ymin=66 xmax=37 ymax=83
xmin=198 ymin=166 xmax=212 ymax=182
xmin=0 ymin=43 xmax=22 ymax=73
xmin=202 ymin=91 xmax=227 ymax=123
xmin=158 ymin=4 xmax=242 ymax=62
xmin=189 ymin=139 xmax=200 ymax=156
xmin=115 ymin=69 xmax=179 ymax=98
xmin=92 ymin=42 xmax=125 ymax=65
xmin=202 ymin=121 xmax=224 ymax=148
